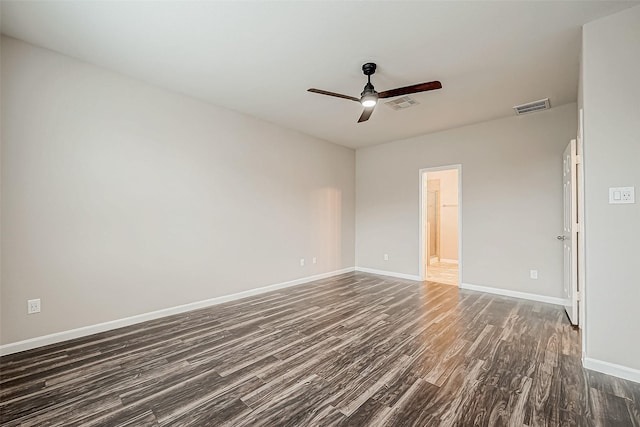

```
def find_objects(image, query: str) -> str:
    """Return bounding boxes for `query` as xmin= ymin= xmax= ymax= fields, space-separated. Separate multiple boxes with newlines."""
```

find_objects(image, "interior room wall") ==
xmin=582 ymin=5 xmax=640 ymax=374
xmin=356 ymin=103 xmax=577 ymax=298
xmin=0 ymin=37 xmax=356 ymax=345
xmin=427 ymin=169 xmax=458 ymax=262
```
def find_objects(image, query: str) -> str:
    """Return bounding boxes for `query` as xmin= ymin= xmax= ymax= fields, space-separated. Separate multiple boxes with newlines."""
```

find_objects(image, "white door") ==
xmin=561 ymin=139 xmax=579 ymax=325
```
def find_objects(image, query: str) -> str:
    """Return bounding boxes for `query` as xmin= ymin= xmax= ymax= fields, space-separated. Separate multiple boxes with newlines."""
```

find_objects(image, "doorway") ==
xmin=420 ymin=165 xmax=462 ymax=286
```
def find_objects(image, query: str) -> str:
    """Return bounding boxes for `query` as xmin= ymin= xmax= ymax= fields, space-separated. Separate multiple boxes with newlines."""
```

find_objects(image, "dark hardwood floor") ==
xmin=1 ymin=272 xmax=639 ymax=426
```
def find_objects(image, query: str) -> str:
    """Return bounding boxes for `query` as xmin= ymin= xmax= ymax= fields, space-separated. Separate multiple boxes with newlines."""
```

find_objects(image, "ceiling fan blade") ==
xmin=378 ymin=81 xmax=442 ymax=99
xmin=357 ymin=106 xmax=375 ymax=123
xmin=308 ymin=88 xmax=360 ymax=102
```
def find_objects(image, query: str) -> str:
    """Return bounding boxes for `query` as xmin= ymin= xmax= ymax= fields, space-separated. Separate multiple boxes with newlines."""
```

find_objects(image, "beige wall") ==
xmin=0 ymin=37 xmax=355 ymax=344
xmin=356 ymin=103 xmax=577 ymax=298
xmin=582 ymin=6 xmax=640 ymax=372
xmin=426 ymin=169 xmax=458 ymax=261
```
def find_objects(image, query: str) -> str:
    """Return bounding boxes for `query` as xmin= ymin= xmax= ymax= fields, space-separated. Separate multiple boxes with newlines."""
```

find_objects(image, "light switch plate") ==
xmin=609 ymin=187 xmax=635 ymax=204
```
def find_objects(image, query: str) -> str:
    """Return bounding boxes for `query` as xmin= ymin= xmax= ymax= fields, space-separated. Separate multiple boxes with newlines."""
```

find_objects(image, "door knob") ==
xmin=557 ymin=235 xmax=567 ymax=240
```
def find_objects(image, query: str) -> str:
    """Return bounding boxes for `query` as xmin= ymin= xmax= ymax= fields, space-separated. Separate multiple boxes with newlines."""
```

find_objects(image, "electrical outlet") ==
xmin=530 ymin=270 xmax=538 ymax=280
xmin=383 ymin=254 xmax=389 ymax=261
xmin=300 ymin=258 xmax=305 ymax=267
xmin=312 ymin=257 xmax=317 ymax=264
xmin=27 ymin=299 xmax=41 ymax=314
xmin=621 ymin=188 xmax=634 ymax=202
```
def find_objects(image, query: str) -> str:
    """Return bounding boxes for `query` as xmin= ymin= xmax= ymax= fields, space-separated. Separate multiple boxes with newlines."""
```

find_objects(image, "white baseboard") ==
xmin=0 ymin=267 xmax=355 ymax=356
xmin=583 ymin=357 xmax=640 ymax=384
xmin=438 ymin=258 xmax=459 ymax=265
xmin=355 ymin=267 xmax=421 ymax=281
xmin=460 ymin=282 xmax=567 ymax=306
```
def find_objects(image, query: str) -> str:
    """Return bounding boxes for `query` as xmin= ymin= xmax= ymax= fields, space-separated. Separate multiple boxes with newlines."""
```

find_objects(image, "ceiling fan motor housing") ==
xmin=361 ymin=82 xmax=376 ymax=97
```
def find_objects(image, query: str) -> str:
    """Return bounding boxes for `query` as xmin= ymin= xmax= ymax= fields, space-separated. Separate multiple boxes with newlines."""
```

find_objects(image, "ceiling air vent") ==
xmin=385 ymin=96 xmax=420 ymax=110
xmin=513 ymin=98 xmax=550 ymax=115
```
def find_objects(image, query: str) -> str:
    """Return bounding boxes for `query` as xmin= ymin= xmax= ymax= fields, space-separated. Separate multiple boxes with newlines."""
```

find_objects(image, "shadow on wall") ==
xmin=312 ymin=187 xmax=342 ymax=270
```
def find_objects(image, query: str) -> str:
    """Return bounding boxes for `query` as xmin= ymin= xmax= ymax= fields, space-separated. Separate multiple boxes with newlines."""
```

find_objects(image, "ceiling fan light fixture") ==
xmin=360 ymin=82 xmax=378 ymax=107
xmin=361 ymin=95 xmax=377 ymax=108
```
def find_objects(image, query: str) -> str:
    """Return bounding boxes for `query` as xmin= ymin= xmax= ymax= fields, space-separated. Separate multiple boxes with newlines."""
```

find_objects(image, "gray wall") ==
xmin=582 ymin=6 xmax=640 ymax=371
xmin=1 ymin=37 xmax=355 ymax=344
xmin=356 ymin=103 xmax=577 ymax=298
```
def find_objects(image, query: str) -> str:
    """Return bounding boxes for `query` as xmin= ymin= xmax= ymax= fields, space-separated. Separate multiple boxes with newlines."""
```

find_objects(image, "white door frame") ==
xmin=577 ymin=108 xmax=587 ymax=354
xmin=419 ymin=164 xmax=463 ymax=284
xmin=562 ymin=139 xmax=579 ymax=325
xmin=577 ymin=136 xmax=585 ymax=329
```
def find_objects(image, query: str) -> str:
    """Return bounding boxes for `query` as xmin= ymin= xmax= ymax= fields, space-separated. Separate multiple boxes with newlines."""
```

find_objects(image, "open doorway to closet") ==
xmin=419 ymin=165 xmax=461 ymax=286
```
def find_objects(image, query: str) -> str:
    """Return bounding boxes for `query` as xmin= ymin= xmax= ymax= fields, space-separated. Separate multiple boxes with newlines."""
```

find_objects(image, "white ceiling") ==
xmin=1 ymin=1 xmax=637 ymax=149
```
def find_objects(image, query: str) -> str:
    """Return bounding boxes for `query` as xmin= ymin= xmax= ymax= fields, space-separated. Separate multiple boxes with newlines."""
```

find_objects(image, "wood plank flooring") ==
xmin=1 ymin=272 xmax=639 ymax=426
xmin=426 ymin=261 xmax=458 ymax=286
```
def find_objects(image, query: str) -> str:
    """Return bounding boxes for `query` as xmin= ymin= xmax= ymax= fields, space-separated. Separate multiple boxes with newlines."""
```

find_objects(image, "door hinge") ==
xmin=575 ymin=154 xmax=582 ymax=165
xmin=576 ymin=291 xmax=580 ymax=302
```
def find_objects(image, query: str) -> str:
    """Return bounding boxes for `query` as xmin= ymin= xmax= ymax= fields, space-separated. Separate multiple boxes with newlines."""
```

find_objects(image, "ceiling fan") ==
xmin=308 ymin=63 xmax=442 ymax=123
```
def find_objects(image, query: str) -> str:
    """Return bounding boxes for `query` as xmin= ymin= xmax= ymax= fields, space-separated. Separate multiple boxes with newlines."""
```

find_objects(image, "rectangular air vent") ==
xmin=513 ymin=98 xmax=550 ymax=115
xmin=385 ymin=96 xmax=419 ymax=110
